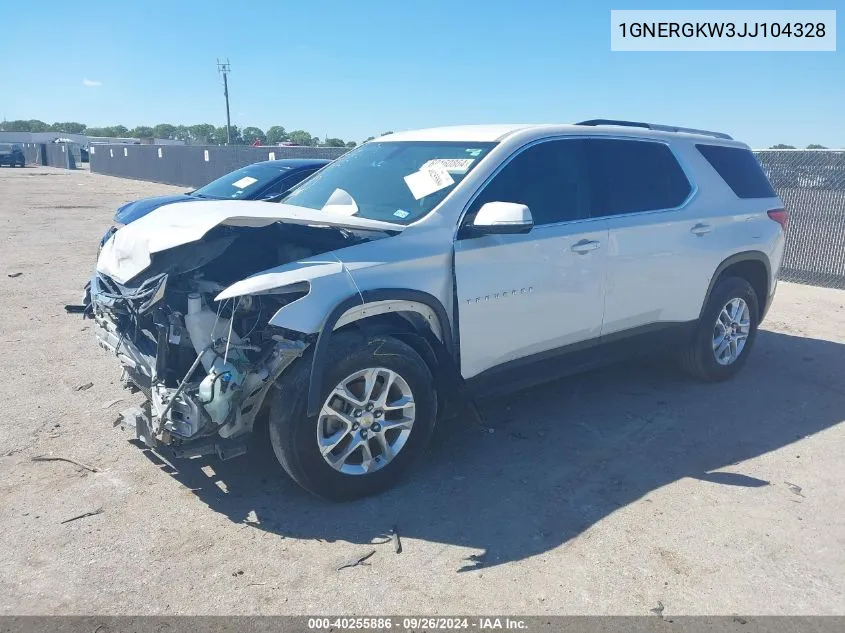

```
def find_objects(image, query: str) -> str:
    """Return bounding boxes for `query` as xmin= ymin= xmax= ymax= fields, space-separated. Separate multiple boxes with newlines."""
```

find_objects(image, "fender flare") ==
xmin=305 ymin=289 xmax=456 ymax=417
xmin=700 ymin=250 xmax=771 ymax=318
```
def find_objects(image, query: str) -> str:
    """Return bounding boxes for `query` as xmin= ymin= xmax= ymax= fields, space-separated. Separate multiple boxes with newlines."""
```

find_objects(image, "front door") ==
xmin=453 ymin=138 xmax=609 ymax=378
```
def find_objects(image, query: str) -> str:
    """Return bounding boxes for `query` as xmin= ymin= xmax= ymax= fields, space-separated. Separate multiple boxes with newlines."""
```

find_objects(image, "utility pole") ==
xmin=217 ymin=59 xmax=232 ymax=145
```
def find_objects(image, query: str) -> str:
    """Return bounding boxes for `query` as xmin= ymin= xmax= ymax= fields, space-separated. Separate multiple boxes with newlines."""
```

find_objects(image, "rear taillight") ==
xmin=767 ymin=208 xmax=789 ymax=230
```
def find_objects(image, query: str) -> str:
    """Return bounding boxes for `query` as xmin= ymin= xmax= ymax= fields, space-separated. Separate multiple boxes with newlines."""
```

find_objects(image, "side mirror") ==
xmin=471 ymin=202 xmax=534 ymax=235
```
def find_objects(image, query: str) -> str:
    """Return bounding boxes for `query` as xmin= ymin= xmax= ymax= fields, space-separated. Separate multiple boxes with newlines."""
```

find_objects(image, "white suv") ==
xmin=90 ymin=120 xmax=787 ymax=500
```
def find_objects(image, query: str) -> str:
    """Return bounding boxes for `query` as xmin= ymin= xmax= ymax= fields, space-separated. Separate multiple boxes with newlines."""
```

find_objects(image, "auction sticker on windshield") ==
xmin=232 ymin=176 xmax=258 ymax=189
xmin=404 ymin=163 xmax=455 ymax=200
xmin=421 ymin=158 xmax=475 ymax=174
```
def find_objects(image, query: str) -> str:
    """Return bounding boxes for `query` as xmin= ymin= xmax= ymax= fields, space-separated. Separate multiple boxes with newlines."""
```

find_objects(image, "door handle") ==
xmin=571 ymin=239 xmax=601 ymax=254
xmin=690 ymin=223 xmax=712 ymax=236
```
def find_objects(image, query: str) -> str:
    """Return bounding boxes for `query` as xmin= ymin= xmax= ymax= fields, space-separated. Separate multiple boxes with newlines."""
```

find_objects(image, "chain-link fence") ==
xmin=755 ymin=150 xmax=845 ymax=289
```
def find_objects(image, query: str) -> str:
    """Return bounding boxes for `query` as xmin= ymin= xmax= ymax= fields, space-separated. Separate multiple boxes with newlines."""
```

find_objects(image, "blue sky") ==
xmin=2 ymin=0 xmax=842 ymax=147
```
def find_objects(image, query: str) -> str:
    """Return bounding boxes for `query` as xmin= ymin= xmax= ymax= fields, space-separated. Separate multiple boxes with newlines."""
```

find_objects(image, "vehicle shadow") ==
xmin=139 ymin=329 xmax=845 ymax=570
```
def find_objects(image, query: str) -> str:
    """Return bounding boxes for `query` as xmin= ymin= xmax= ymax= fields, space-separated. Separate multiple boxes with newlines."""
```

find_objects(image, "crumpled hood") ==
xmin=113 ymin=194 xmax=192 ymax=225
xmin=96 ymin=199 xmax=400 ymax=284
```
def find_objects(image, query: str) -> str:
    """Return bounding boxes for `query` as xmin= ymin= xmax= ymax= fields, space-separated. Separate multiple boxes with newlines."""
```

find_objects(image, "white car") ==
xmin=90 ymin=120 xmax=787 ymax=500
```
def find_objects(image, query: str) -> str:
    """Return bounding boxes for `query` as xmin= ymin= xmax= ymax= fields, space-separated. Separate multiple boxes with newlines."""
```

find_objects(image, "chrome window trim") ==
xmin=455 ymin=134 xmax=699 ymax=239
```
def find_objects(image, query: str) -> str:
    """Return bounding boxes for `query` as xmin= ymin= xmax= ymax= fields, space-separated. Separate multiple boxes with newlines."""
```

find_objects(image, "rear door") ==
xmin=584 ymin=138 xmax=710 ymax=335
xmin=454 ymin=138 xmax=609 ymax=378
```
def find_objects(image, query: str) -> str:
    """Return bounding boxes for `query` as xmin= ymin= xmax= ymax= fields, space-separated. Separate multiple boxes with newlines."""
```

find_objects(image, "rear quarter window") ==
xmin=696 ymin=144 xmax=777 ymax=199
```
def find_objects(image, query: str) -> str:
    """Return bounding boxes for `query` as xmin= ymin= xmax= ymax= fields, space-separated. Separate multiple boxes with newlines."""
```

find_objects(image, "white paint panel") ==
xmin=455 ymin=219 xmax=609 ymax=377
xmin=96 ymin=201 xmax=402 ymax=284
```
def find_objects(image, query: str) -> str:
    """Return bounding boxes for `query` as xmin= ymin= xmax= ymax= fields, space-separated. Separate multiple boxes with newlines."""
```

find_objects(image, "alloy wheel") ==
xmin=317 ymin=367 xmax=416 ymax=475
xmin=712 ymin=297 xmax=751 ymax=365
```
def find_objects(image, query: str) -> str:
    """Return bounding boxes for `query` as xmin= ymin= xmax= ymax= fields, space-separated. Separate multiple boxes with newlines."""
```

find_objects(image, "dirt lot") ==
xmin=0 ymin=166 xmax=843 ymax=616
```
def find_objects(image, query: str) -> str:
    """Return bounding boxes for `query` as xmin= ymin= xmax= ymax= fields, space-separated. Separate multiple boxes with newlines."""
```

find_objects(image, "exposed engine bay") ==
xmin=89 ymin=220 xmax=385 ymax=458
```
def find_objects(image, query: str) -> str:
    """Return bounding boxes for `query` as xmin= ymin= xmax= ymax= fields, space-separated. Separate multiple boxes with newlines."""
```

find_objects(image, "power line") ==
xmin=216 ymin=59 xmax=232 ymax=145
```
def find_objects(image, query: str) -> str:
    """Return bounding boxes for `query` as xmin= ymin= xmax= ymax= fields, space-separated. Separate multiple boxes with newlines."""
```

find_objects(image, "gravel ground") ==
xmin=0 ymin=166 xmax=843 ymax=616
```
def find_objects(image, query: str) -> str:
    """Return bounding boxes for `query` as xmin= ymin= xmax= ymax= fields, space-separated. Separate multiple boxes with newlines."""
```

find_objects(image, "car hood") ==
xmin=96 ymin=199 xmax=401 ymax=284
xmin=113 ymin=194 xmax=192 ymax=225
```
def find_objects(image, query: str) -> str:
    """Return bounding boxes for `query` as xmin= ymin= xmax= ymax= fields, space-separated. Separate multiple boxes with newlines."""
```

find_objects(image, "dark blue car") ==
xmin=102 ymin=158 xmax=330 ymax=244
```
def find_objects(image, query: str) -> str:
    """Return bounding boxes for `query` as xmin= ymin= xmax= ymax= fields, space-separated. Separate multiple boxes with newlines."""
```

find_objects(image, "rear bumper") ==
xmin=760 ymin=279 xmax=777 ymax=323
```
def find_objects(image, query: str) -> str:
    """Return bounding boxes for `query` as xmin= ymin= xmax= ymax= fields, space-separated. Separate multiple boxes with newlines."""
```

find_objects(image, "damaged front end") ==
xmin=91 ymin=267 xmax=307 ymax=460
xmin=88 ymin=208 xmax=395 ymax=459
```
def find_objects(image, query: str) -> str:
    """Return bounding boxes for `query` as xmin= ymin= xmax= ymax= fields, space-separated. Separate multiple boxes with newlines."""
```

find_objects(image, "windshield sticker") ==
xmin=393 ymin=209 xmax=410 ymax=219
xmin=466 ymin=149 xmax=483 ymax=157
xmin=403 ymin=163 xmax=455 ymax=200
xmin=231 ymin=176 xmax=258 ymax=189
xmin=321 ymin=188 xmax=359 ymax=216
xmin=421 ymin=158 xmax=475 ymax=174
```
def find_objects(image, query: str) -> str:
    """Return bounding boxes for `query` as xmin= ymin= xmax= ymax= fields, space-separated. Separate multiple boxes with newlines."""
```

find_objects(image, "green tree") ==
xmin=153 ymin=123 xmax=178 ymax=139
xmin=173 ymin=125 xmax=191 ymax=143
xmin=266 ymin=125 xmax=288 ymax=144
xmin=131 ymin=126 xmax=155 ymax=138
xmin=345 ymin=141 xmax=357 ymax=148
xmin=188 ymin=124 xmax=217 ymax=144
xmin=807 ymin=144 xmax=827 ymax=149
xmin=28 ymin=120 xmax=51 ymax=132
xmin=288 ymin=130 xmax=315 ymax=146
xmin=0 ymin=119 xmax=50 ymax=132
xmin=769 ymin=144 xmax=796 ymax=149
xmin=242 ymin=126 xmax=266 ymax=145
xmin=86 ymin=125 xmax=128 ymax=138
xmin=0 ymin=120 xmax=27 ymax=131
xmin=323 ymin=137 xmax=346 ymax=147
xmin=50 ymin=122 xmax=86 ymax=134
xmin=213 ymin=125 xmax=242 ymax=145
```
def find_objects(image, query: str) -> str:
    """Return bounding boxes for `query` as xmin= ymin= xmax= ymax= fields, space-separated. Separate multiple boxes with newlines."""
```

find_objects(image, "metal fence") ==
xmin=89 ymin=144 xmax=349 ymax=188
xmin=16 ymin=142 xmax=80 ymax=168
xmin=19 ymin=143 xmax=42 ymax=165
xmin=44 ymin=142 xmax=80 ymax=168
xmin=756 ymin=150 xmax=845 ymax=289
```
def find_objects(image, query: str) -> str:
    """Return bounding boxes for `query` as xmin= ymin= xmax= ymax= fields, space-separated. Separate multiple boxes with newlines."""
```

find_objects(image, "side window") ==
xmin=586 ymin=139 xmax=692 ymax=216
xmin=695 ymin=144 xmax=777 ymax=199
xmin=466 ymin=139 xmax=590 ymax=227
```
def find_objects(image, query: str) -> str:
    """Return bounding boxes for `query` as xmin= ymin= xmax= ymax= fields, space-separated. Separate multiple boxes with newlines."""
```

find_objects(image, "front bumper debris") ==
xmin=89 ymin=271 xmax=307 ymax=458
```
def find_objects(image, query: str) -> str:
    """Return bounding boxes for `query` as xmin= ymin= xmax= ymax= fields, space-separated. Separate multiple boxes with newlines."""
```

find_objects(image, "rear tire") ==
xmin=268 ymin=331 xmax=437 ymax=501
xmin=679 ymin=276 xmax=759 ymax=381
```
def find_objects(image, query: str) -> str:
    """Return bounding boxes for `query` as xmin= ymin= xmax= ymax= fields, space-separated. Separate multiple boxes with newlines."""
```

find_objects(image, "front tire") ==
xmin=679 ymin=276 xmax=759 ymax=381
xmin=268 ymin=331 xmax=438 ymax=500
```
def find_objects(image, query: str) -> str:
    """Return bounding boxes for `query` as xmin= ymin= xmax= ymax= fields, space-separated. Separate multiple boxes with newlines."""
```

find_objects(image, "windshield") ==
xmin=0 ymin=144 xmax=11 ymax=151
xmin=193 ymin=163 xmax=295 ymax=199
xmin=281 ymin=141 xmax=495 ymax=224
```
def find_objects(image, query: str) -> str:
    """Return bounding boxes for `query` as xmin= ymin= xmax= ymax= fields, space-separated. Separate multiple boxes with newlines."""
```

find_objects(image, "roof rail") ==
xmin=576 ymin=119 xmax=733 ymax=141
